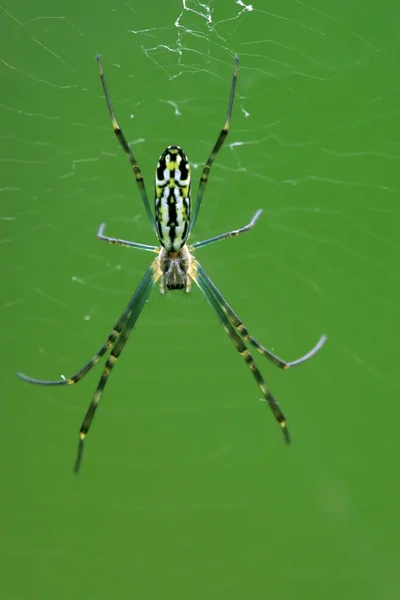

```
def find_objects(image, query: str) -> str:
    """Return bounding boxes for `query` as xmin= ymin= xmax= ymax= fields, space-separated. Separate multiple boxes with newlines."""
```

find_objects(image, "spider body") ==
xmin=155 ymin=145 xmax=191 ymax=252
xmin=17 ymin=55 xmax=326 ymax=473
xmin=158 ymin=245 xmax=192 ymax=292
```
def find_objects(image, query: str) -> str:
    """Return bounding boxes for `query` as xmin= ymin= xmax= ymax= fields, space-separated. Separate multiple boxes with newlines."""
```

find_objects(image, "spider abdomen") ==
xmin=155 ymin=146 xmax=191 ymax=252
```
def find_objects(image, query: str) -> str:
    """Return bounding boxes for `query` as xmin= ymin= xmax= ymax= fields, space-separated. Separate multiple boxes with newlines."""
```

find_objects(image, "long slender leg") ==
xmin=190 ymin=261 xmax=290 ymax=444
xmin=196 ymin=262 xmax=326 ymax=369
xmin=97 ymin=55 xmax=156 ymax=233
xmin=17 ymin=292 xmax=136 ymax=386
xmin=97 ymin=223 xmax=158 ymax=252
xmin=192 ymin=210 xmax=262 ymax=250
xmin=190 ymin=56 xmax=239 ymax=233
xmin=74 ymin=264 xmax=159 ymax=473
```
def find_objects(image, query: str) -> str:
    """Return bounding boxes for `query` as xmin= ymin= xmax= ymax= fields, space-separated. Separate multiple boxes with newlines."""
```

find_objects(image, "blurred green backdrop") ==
xmin=1 ymin=1 xmax=399 ymax=599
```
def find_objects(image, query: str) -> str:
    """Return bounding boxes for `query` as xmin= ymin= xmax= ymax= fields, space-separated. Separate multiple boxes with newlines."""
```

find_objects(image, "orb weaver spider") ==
xmin=17 ymin=55 xmax=326 ymax=473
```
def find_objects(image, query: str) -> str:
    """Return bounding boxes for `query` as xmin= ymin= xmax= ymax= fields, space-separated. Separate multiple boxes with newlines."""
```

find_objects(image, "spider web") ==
xmin=2 ymin=0 xmax=399 ymax=400
xmin=2 ymin=1 xmax=400 ymax=598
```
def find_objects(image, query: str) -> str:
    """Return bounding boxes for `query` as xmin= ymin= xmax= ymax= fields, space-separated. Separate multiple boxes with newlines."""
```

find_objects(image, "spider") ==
xmin=17 ymin=55 xmax=326 ymax=473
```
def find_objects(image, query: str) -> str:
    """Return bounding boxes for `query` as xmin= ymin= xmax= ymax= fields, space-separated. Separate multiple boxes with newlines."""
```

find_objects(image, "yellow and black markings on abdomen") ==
xmin=155 ymin=145 xmax=191 ymax=252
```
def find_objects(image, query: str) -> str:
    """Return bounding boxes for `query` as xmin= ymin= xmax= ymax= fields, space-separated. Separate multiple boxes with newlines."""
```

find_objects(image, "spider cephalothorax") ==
xmin=158 ymin=246 xmax=192 ymax=293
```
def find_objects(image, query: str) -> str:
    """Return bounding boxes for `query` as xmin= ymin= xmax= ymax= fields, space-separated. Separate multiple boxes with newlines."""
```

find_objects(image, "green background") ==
xmin=1 ymin=1 xmax=399 ymax=598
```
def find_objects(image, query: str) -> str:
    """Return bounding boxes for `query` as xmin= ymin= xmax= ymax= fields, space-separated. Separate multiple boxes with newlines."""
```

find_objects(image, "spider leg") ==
xmin=190 ymin=56 xmax=239 ymax=233
xmin=190 ymin=260 xmax=290 ymax=444
xmin=74 ymin=264 xmax=159 ymax=473
xmin=96 ymin=55 xmax=156 ymax=234
xmin=97 ymin=223 xmax=158 ymax=252
xmin=191 ymin=210 xmax=262 ymax=250
xmin=195 ymin=262 xmax=326 ymax=369
xmin=17 ymin=294 xmax=136 ymax=387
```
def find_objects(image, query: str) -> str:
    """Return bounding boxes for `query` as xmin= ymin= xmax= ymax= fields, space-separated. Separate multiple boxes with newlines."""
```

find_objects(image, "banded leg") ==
xmin=97 ymin=55 xmax=156 ymax=233
xmin=192 ymin=210 xmax=262 ymax=250
xmin=97 ymin=223 xmax=158 ymax=252
xmin=74 ymin=264 xmax=158 ymax=473
xmin=17 ymin=293 xmax=136 ymax=386
xmin=190 ymin=56 xmax=239 ymax=232
xmin=190 ymin=260 xmax=290 ymax=444
xmin=196 ymin=262 xmax=326 ymax=369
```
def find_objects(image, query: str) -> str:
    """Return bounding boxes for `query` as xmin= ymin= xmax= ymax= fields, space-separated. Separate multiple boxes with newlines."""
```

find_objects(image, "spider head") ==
xmin=158 ymin=245 xmax=191 ymax=293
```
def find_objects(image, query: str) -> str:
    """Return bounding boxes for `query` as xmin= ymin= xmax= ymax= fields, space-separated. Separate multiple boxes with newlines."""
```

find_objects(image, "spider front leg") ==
xmin=17 ymin=290 xmax=136 ymax=387
xmin=190 ymin=260 xmax=290 ymax=444
xmin=195 ymin=262 xmax=326 ymax=369
xmin=74 ymin=264 xmax=159 ymax=473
